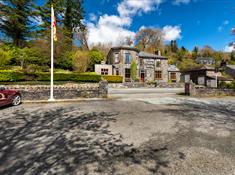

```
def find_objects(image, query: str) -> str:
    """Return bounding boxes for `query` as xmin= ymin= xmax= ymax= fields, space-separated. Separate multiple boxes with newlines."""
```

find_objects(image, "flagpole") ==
xmin=49 ymin=5 xmax=55 ymax=101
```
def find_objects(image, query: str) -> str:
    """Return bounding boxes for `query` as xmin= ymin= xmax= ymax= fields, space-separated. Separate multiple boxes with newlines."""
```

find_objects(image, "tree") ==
xmin=170 ymin=40 xmax=178 ymax=53
xmin=192 ymin=46 xmax=199 ymax=59
xmin=72 ymin=50 xmax=89 ymax=72
xmin=0 ymin=48 xmax=11 ymax=67
xmin=200 ymin=45 xmax=214 ymax=57
xmin=135 ymin=28 xmax=163 ymax=53
xmin=64 ymin=0 xmax=84 ymax=47
xmin=231 ymin=51 xmax=235 ymax=62
xmin=74 ymin=25 xmax=89 ymax=50
xmin=130 ymin=60 xmax=137 ymax=81
xmin=0 ymin=0 xmax=35 ymax=47
xmin=88 ymin=50 xmax=104 ymax=71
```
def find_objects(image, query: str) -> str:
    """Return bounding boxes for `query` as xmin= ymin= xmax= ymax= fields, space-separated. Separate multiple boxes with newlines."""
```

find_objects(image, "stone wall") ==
xmin=185 ymin=82 xmax=235 ymax=97
xmin=109 ymin=82 xmax=184 ymax=88
xmin=3 ymin=81 xmax=108 ymax=100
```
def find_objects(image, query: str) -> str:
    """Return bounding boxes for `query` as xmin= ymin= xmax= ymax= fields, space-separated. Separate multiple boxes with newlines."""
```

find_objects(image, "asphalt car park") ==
xmin=0 ymin=94 xmax=235 ymax=175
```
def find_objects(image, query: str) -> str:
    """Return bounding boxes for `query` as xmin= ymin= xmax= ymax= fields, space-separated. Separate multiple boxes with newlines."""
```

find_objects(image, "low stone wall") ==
xmin=109 ymin=82 xmax=184 ymax=88
xmin=185 ymin=82 xmax=235 ymax=97
xmin=3 ymin=81 xmax=108 ymax=100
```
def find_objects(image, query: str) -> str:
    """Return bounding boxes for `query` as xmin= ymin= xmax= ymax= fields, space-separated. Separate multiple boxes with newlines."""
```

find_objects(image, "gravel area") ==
xmin=0 ymin=96 xmax=235 ymax=175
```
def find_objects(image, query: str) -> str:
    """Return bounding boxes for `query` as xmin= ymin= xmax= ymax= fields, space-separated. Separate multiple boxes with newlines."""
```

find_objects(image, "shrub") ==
xmin=0 ymin=48 xmax=11 ymax=67
xmin=130 ymin=60 xmax=137 ymax=81
xmin=88 ymin=50 xmax=104 ymax=71
xmin=102 ymin=75 xmax=123 ymax=83
xmin=219 ymin=81 xmax=235 ymax=89
xmin=0 ymin=70 xmax=24 ymax=82
xmin=36 ymin=72 xmax=101 ymax=82
xmin=72 ymin=50 xmax=90 ymax=72
xmin=0 ymin=71 xmax=101 ymax=83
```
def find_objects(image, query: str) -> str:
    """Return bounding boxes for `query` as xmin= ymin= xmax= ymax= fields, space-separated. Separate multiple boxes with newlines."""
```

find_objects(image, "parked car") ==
xmin=0 ymin=87 xmax=22 ymax=107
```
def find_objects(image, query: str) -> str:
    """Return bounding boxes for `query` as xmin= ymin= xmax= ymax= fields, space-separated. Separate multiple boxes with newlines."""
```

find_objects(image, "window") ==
xmin=101 ymin=68 xmax=109 ymax=75
xmin=155 ymin=71 xmax=162 ymax=80
xmin=114 ymin=53 xmax=119 ymax=63
xmin=140 ymin=58 xmax=144 ymax=66
xmin=125 ymin=68 xmax=131 ymax=78
xmin=156 ymin=59 xmax=161 ymax=67
xmin=125 ymin=53 xmax=132 ymax=64
xmin=116 ymin=68 xmax=119 ymax=75
xmin=170 ymin=73 xmax=176 ymax=82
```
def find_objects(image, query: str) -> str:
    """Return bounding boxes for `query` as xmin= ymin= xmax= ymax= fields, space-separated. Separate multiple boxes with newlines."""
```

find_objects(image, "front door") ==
xmin=140 ymin=70 xmax=145 ymax=82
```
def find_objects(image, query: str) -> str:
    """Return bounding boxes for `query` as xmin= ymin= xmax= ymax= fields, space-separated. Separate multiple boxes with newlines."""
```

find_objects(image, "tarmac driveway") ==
xmin=0 ymin=96 xmax=235 ymax=175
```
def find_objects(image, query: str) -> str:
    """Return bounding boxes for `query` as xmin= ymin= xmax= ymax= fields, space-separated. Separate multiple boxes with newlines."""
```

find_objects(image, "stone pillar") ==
xmin=99 ymin=80 xmax=108 ymax=98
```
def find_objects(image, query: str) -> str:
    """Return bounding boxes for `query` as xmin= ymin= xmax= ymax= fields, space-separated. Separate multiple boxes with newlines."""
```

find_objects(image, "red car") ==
xmin=0 ymin=87 xmax=22 ymax=107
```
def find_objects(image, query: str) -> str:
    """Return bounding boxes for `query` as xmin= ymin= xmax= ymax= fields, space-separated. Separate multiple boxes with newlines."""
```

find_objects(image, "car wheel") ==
xmin=12 ymin=95 xmax=21 ymax=106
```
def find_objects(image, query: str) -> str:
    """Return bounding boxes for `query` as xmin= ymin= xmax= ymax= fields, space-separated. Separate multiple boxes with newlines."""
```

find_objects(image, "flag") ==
xmin=51 ymin=6 xmax=57 ymax=41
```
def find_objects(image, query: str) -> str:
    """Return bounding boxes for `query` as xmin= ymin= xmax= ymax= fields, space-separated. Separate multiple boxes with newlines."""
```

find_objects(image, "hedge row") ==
xmin=0 ymin=71 xmax=123 ymax=83
xmin=102 ymin=75 xmax=123 ymax=83
xmin=0 ymin=71 xmax=102 ymax=82
xmin=0 ymin=71 xmax=25 ymax=82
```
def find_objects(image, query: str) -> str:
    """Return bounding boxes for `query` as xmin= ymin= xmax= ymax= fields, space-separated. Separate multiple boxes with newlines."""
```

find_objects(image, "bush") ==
xmin=36 ymin=72 xmax=101 ymax=82
xmin=0 ymin=71 xmax=101 ymax=82
xmin=102 ymin=75 xmax=123 ymax=83
xmin=0 ymin=48 xmax=11 ymax=67
xmin=72 ymin=50 xmax=90 ymax=72
xmin=88 ymin=50 xmax=104 ymax=71
xmin=0 ymin=70 xmax=24 ymax=82
xmin=130 ymin=60 xmax=137 ymax=81
xmin=219 ymin=81 xmax=235 ymax=89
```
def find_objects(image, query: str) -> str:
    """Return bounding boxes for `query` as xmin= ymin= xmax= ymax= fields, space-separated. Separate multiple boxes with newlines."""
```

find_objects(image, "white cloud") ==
xmin=223 ymin=20 xmax=229 ymax=25
xmin=89 ymin=13 xmax=97 ymax=22
xmin=224 ymin=44 xmax=235 ymax=52
xmin=163 ymin=25 xmax=182 ymax=41
xmin=87 ymin=15 xmax=135 ymax=46
xmin=218 ymin=26 xmax=223 ymax=32
xmin=98 ymin=14 xmax=132 ymax=27
xmin=117 ymin=0 xmax=163 ymax=17
xmin=218 ymin=20 xmax=229 ymax=32
xmin=86 ymin=0 xmax=183 ymax=46
xmin=173 ymin=0 xmax=191 ymax=5
xmin=87 ymin=0 xmax=164 ymax=46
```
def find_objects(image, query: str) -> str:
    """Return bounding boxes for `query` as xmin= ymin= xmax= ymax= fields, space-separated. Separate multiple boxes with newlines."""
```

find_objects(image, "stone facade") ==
xmin=3 ymin=81 xmax=108 ymax=101
xmin=105 ymin=46 xmax=181 ymax=83
xmin=181 ymin=66 xmax=231 ymax=87
xmin=95 ymin=64 xmax=113 ymax=75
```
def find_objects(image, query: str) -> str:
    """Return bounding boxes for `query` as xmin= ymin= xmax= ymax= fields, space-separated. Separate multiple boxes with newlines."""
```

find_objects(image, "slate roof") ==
xmin=226 ymin=65 xmax=235 ymax=70
xmin=182 ymin=65 xmax=215 ymax=73
xmin=138 ymin=51 xmax=167 ymax=59
xmin=207 ymin=75 xmax=233 ymax=81
xmin=110 ymin=46 xmax=140 ymax=52
xmin=195 ymin=57 xmax=215 ymax=63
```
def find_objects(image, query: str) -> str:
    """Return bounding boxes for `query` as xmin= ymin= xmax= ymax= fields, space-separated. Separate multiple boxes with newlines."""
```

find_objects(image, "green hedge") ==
xmin=102 ymin=75 xmax=123 ymax=83
xmin=0 ymin=71 xmax=101 ymax=82
xmin=0 ymin=70 xmax=24 ymax=82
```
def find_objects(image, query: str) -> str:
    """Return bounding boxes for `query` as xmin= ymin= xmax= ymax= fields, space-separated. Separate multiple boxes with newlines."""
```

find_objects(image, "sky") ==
xmin=37 ymin=0 xmax=235 ymax=52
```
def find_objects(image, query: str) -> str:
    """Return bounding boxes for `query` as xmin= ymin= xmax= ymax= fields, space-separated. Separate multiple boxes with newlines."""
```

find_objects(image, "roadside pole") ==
xmin=49 ymin=5 xmax=55 ymax=101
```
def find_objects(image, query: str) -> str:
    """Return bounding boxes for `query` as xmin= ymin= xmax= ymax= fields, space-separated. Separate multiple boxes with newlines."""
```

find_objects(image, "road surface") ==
xmin=0 ymin=94 xmax=235 ymax=175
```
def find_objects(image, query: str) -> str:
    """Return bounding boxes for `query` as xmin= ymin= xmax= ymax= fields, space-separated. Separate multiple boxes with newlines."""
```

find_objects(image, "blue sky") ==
xmin=37 ymin=0 xmax=235 ymax=52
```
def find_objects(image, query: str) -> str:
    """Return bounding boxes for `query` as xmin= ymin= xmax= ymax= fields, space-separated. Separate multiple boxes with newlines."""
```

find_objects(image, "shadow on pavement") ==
xmin=0 ymin=106 xmax=173 ymax=175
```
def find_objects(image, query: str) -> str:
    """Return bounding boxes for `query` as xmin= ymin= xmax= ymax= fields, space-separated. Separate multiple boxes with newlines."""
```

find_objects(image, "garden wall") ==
xmin=185 ymin=82 xmax=235 ymax=97
xmin=3 ymin=81 xmax=108 ymax=100
xmin=109 ymin=82 xmax=184 ymax=88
